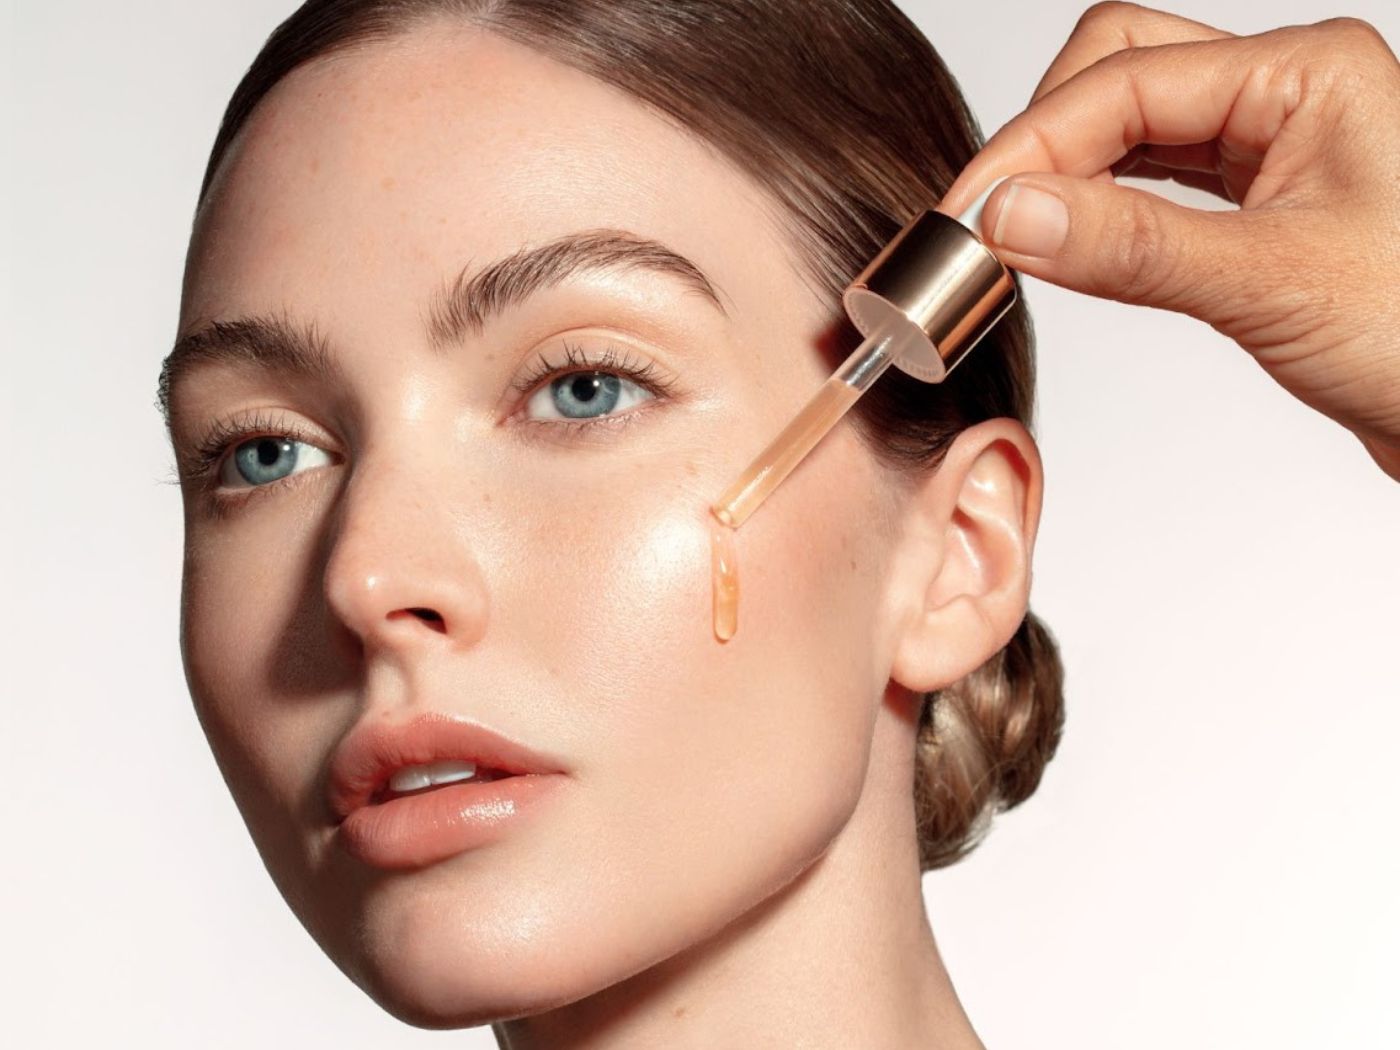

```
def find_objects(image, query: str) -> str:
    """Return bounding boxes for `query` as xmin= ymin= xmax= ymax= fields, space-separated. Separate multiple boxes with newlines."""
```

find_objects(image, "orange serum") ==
xmin=709 ymin=516 xmax=739 ymax=642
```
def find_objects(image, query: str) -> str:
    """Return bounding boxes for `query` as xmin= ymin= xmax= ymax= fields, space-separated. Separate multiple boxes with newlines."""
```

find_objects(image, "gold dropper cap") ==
xmin=843 ymin=180 xmax=1016 ymax=384
xmin=711 ymin=178 xmax=1017 ymax=529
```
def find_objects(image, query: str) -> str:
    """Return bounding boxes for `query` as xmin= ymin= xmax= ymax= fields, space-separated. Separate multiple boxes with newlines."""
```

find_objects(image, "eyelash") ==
xmin=511 ymin=340 xmax=676 ymax=409
xmin=181 ymin=341 xmax=678 ymax=504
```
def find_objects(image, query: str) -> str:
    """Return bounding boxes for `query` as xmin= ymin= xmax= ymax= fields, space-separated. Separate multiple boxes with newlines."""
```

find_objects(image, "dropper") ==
xmin=711 ymin=177 xmax=1015 ymax=530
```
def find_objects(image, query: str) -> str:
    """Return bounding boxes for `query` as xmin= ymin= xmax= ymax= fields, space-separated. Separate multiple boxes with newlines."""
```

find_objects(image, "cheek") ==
xmin=499 ymin=442 xmax=885 ymax=785
xmin=179 ymin=510 xmax=338 ymax=851
xmin=478 ymin=434 xmax=889 ymax=966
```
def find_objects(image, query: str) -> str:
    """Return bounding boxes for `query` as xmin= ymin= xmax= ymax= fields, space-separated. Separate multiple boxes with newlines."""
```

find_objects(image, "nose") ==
xmin=324 ymin=454 xmax=491 ymax=659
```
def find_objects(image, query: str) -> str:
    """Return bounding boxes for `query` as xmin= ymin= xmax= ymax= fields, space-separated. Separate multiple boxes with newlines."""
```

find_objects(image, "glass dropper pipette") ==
xmin=711 ymin=177 xmax=1016 ymax=530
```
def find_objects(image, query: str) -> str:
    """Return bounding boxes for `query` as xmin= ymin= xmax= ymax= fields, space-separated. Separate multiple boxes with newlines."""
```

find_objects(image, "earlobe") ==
xmin=886 ymin=418 xmax=1043 ymax=694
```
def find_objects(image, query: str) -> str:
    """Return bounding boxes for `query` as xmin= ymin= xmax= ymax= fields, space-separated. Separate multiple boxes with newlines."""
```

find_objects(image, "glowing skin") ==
xmin=168 ymin=21 xmax=1042 ymax=1050
xmin=712 ymin=375 xmax=865 ymax=529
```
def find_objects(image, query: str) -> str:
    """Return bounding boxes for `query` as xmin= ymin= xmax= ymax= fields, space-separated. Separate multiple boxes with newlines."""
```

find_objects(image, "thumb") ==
xmin=976 ymin=172 xmax=1266 ymax=322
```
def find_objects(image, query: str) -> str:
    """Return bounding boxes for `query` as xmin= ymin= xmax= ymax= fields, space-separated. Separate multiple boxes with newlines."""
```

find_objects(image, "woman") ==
xmin=157 ymin=0 xmax=1400 ymax=1045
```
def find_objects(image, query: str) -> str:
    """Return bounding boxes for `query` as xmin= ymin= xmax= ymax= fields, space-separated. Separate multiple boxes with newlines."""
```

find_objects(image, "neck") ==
xmin=493 ymin=701 xmax=985 ymax=1050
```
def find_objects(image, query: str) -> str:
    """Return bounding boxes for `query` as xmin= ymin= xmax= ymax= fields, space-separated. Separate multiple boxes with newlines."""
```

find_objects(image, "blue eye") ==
xmin=525 ymin=370 xmax=654 ymax=423
xmin=181 ymin=408 xmax=335 ymax=506
xmin=221 ymin=434 xmax=332 ymax=489
xmin=513 ymin=340 xmax=675 ymax=432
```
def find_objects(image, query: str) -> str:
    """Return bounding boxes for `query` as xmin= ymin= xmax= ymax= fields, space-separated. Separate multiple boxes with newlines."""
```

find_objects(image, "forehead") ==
xmin=180 ymin=22 xmax=805 ymax=333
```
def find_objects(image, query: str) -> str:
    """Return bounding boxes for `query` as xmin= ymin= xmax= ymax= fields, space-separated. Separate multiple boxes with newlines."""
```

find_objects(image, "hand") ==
xmin=937 ymin=2 xmax=1400 ymax=481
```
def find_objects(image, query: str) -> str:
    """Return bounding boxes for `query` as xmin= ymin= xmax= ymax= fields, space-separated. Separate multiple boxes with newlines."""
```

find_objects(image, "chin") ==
xmin=321 ymin=889 xmax=615 ymax=1030
xmin=341 ymin=939 xmax=587 ymax=1030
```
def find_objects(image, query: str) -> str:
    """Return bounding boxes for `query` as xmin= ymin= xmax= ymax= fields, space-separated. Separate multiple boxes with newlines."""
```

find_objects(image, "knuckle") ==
xmin=1319 ymin=16 xmax=1385 ymax=49
xmin=1096 ymin=43 xmax=1140 ymax=78
xmin=1073 ymin=1 xmax=1139 ymax=36
xmin=1109 ymin=192 xmax=1172 ymax=301
xmin=1279 ymin=17 xmax=1388 ymax=96
xmin=1289 ymin=18 xmax=1390 ymax=76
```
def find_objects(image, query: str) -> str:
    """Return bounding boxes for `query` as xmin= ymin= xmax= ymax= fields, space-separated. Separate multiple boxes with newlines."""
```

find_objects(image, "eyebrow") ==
xmin=155 ymin=227 xmax=728 ymax=430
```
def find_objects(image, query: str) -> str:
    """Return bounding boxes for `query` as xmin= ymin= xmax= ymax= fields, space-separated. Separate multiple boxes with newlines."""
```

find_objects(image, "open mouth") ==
xmin=369 ymin=767 xmax=518 ymax=805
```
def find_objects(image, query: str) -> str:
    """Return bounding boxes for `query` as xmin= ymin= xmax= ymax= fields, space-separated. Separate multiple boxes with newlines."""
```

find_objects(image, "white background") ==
xmin=5 ymin=1 xmax=1398 ymax=1046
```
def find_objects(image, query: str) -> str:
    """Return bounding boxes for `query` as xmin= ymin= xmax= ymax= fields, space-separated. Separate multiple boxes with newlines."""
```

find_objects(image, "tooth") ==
xmin=389 ymin=766 xmax=431 ymax=792
xmin=425 ymin=759 xmax=478 ymax=785
xmin=388 ymin=759 xmax=477 ymax=793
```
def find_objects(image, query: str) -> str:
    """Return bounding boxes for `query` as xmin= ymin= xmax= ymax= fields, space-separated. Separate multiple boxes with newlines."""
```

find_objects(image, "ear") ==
xmin=884 ymin=418 xmax=1044 ymax=693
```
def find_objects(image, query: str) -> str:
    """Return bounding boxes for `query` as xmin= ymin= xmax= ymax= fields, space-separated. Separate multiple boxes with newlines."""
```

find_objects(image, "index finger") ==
xmin=936 ymin=31 xmax=1283 ymax=218
xmin=1029 ymin=1 xmax=1234 ymax=106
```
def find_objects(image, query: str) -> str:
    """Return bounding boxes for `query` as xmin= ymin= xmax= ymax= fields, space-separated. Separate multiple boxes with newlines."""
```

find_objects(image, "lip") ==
xmin=336 ymin=773 xmax=566 ymax=870
xmin=327 ymin=710 xmax=568 ymax=826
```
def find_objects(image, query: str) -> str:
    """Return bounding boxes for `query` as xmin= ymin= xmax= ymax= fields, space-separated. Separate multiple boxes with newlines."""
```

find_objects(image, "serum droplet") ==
xmin=710 ymin=515 xmax=740 ymax=642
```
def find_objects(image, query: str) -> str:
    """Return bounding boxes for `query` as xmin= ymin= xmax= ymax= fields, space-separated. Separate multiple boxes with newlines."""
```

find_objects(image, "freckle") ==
xmin=674 ymin=1006 xmax=687 ymax=1018
xmin=380 ymin=175 xmax=396 ymax=190
xmin=849 ymin=558 xmax=856 ymax=571
xmin=483 ymin=492 xmax=492 ymax=504
xmin=684 ymin=461 xmax=698 ymax=477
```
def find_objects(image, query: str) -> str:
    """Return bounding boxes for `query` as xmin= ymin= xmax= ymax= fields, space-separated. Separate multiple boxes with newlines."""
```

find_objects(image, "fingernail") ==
xmin=988 ymin=182 xmax=1069 ymax=258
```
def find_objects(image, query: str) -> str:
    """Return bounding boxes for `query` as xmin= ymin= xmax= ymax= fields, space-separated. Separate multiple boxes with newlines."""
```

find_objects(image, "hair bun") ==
xmin=912 ymin=608 xmax=1065 ymax=871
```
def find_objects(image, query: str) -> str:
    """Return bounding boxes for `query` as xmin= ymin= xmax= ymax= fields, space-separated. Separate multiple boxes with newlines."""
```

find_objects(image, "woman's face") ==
xmin=172 ymin=24 xmax=907 ymax=1025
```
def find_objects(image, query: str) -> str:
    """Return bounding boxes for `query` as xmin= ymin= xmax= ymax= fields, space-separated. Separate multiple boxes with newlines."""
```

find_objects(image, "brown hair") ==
xmin=191 ymin=0 xmax=1065 ymax=871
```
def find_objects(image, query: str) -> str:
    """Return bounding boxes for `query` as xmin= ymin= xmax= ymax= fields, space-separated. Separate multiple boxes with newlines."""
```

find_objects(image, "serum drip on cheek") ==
xmin=710 ymin=517 xmax=740 ymax=642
